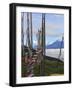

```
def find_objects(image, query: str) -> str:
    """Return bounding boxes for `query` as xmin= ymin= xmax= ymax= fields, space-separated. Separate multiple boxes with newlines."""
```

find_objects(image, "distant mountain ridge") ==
xmin=46 ymin=40 xmax=64 ymax=49
xmin=33 ymin=40 xmax=64 ymax=49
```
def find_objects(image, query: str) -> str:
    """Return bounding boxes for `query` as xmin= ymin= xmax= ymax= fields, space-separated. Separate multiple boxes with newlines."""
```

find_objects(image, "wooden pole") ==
xmin=30 ymin=13 xmax=33 ymax=48
xmin=40 ymin=13 xmax=45 ymax=76
xmin=57 ymin=36 xmax=64 ymax=73
xmin=21 ymin=12 xmax=24 ymax=57
xmin=27 ymin=13 xmax=30 ymax=47
xmin=58 ymin=36 xmax=64 ymax=59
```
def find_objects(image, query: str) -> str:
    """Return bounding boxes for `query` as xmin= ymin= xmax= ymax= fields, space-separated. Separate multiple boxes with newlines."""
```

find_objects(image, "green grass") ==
xmin=22 ymin=59 xmax=64 ymax=77
xmin=21 ymin=60 xmax=27 ymax=77
xmin=33 ymin=59 xmax=64 ymax=76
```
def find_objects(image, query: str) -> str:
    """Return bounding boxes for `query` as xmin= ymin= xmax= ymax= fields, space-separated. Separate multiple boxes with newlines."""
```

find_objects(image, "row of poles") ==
xmin=21 ymin=12 xmax=45 ymax=76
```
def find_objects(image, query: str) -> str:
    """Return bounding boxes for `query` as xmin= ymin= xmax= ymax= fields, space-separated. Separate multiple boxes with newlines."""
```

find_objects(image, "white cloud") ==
xmin=45 ymin=22 xmax=63 ymax=31
xmin=53 ymin=14 xmax=63 ymax=18
xmin=33 ymin=40 xmax=38 ymax=45
xmin=45 ymin=22 xmax=64 ymax=37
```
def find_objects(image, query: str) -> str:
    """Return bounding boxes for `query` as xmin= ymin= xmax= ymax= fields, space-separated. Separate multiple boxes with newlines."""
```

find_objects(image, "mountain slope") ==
xmin=46 ymin=40 xmax=64 ymax=49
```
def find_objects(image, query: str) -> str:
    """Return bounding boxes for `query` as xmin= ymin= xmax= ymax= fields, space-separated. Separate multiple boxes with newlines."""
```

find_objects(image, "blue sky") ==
xmin=22 ymin=12 xmax=64 ymax=47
